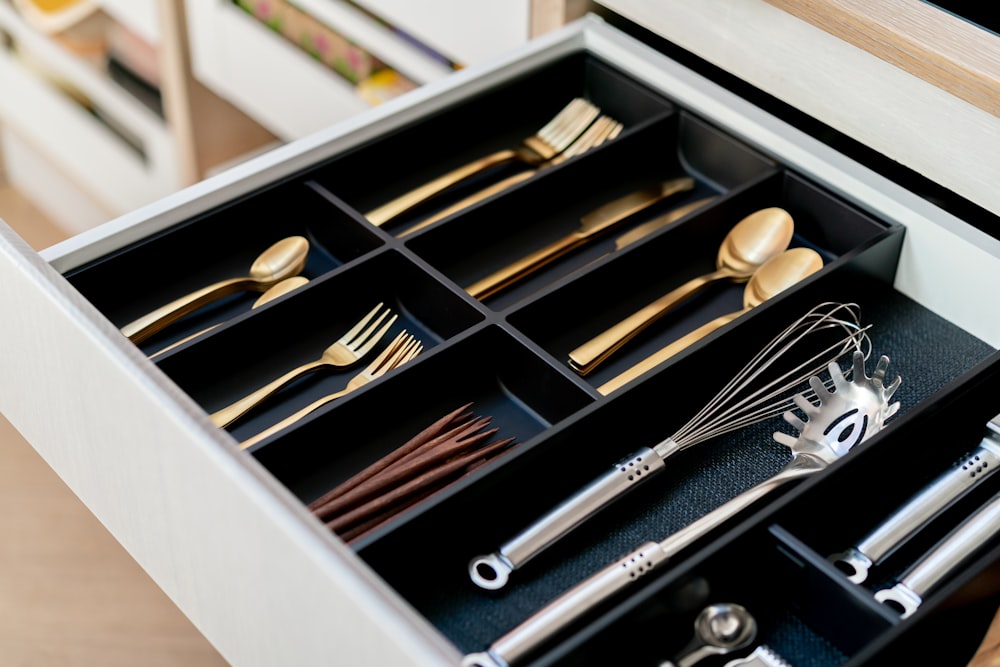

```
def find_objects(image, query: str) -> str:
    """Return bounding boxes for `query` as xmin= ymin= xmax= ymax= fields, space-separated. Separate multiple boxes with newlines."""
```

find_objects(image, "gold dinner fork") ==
xmin=239 ymin=332 xmax=423 ymax=450
xmin=398 ymin=116 xmax=624 ymax=237
xmin=210 ymin=303 xmax=396 ymax=428
xmin=365 ymin=97 xmax=601 ymax=226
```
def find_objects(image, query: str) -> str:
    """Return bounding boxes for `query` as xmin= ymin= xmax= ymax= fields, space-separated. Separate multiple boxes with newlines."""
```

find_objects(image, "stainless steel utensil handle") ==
xmin=463 ymin=457 xmax=824 ymax=667
xmin=468 ymin=446 xmax=668 ymax=590
xmin=874 ymin=491 xmax=1000 ymax=618
xmin=462 ymin=541 xmax=670 ymax=667
xmin=833 ymin=438 xmax=1000 ymax=583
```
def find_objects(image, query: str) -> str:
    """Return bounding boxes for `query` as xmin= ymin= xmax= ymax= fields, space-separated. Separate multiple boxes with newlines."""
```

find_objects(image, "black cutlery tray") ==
xmin=58 ymin=48 xmax=1000 ymax=666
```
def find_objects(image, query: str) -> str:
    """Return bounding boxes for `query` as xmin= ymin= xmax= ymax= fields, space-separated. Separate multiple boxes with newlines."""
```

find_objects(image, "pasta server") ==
xmin=462 ymin=352 xmax=900 ymax=667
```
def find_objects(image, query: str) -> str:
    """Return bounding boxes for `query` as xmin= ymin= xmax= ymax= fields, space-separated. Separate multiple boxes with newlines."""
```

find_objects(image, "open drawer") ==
xmin=4 ymin=13 xmax=1000 ymax=667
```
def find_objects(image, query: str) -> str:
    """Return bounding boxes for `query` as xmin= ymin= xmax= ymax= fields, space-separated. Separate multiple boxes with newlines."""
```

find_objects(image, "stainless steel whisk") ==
xmin=468 ymin=301 xmax=872 ymax=590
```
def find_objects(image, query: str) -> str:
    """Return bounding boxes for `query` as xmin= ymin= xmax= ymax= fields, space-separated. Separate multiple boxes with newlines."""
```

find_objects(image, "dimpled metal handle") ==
xmin=875 ymin=491 xmax=1000 ymax=618
xmin=462 ymin=541 xmax=669 ymax=667
xmin=468 ymin=447 xmax=667 ymax=590
xmin=832 ymin=437 xmax=1000 ymax=583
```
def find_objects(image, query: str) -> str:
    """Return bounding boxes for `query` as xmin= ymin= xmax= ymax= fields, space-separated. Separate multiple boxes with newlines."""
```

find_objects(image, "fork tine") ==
xmin=540 ymin=99 xmax=600 ymax=150
xmin=536 ymin=98 xmax=588 ymax=138
xmin=352 ymin=312 xmax=398 ymax=357
xmin=364 ymin=330 xmax=409 ymax=373
xmin=546 ymin=105 xmax=600 ymax=151
xmin=339 ymin=303 xmax=386 ymax=344
xmin=374 ymin=335 xmax=421 ymax=377
xmin=561 ymin=117 xmax=621 ymax=160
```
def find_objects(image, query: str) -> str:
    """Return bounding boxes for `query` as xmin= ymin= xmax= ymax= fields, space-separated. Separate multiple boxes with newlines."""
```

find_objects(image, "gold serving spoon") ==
xmin=568 ymin=207 xmax=794 ymax=375
xmin=121 ymin=236 xmax=310 ymax=344
xmin=597 ymin=247 xmax=823 ymax=395
xmin=148 ymin=276 xmax=309 ymax=360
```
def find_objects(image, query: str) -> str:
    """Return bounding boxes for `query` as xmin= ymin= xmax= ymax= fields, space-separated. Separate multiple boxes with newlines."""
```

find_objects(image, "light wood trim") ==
xmin=530 ymin=0 xmax=594 ymax=37
xmin=765 ymin=0 xmax=1000 ymax=117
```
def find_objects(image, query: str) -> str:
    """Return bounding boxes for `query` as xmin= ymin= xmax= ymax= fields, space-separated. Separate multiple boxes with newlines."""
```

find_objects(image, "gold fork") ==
xmin=210 ymin=303 xmax=396 ymax=428
xmin=398 ymin=116 xmax=624 ymax=237
xmin=365 ymin=98 xmax=600 ymax=226
xmin=239 ymin=332 xmax=423 ymax=450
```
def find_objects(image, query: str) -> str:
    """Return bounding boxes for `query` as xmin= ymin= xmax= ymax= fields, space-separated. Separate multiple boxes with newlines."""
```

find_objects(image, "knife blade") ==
xmin=613 ymin=195 xmax=717 ymax=250
xmin=465 ymin=176 xmax=695 ymax=300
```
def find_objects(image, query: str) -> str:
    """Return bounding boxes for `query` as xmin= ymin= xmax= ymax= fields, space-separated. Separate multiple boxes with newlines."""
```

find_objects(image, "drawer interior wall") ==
xmin=53 ymin=44 xmax=1000 ymax=666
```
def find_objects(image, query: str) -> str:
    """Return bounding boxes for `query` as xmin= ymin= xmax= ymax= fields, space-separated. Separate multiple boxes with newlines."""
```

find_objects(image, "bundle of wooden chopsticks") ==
xmin=308 ymin=403 xmax=515 ymax=543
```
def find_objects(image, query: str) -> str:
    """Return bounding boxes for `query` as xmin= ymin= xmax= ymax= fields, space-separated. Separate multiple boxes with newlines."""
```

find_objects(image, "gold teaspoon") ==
xmin=597 ymin=247 xmax=824 ymax=395
xmin=120 ymin=236 xmax=310 ymax=344
xmin=568 ymin=207 xmax=794 ymax=375
xmin=148 ymin=276 xmax=309 ymax=359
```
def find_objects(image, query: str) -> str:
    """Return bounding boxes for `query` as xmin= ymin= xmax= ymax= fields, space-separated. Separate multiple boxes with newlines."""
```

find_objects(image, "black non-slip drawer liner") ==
xmin=356 ymin=278 xmax=997 ymax=661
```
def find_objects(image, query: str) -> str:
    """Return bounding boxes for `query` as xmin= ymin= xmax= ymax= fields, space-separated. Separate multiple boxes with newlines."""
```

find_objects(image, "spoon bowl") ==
xmin=668 ymin=602 xmax=757 ymax=667
xmin=569 ymin=207 xmax=794 ymax=374
xmin=597 ymin=247 xmax=823 ymax=395
xmin=742 ymin=246 xmax=824 ymax=308
xmin=120 ymin=236 xmax=310 ymax=343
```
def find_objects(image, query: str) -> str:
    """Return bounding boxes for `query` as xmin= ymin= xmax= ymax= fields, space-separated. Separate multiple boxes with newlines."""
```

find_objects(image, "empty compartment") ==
xmin=156 ymin=250 xmax=483 ymax=443
xmin=63 ymin=178 xmax=383 ymax=355
xmin=307 ymin=52 xmax=676 ymax=232
xmin=508 ymin=169 xmax=901 ymax=391
xmin=249 ymin=324 xmax=596 ymax=543
xmin=403 ymin=112 xmax=777 ymax=312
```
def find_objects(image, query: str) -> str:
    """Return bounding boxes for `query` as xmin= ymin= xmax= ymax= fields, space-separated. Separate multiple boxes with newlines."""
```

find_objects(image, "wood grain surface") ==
xmin=764 ymin=0 xmax=1000 ymax=117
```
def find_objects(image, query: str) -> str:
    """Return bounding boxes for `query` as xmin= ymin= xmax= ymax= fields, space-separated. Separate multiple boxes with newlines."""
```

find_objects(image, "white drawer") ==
xmin=4 ymin=13 xmax=1000 ymax=667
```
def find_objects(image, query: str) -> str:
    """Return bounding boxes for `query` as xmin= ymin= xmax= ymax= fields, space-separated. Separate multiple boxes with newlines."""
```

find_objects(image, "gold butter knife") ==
xmin=609 ymin=196 xmax=717 ymax=251
xmin=465 ymin=176 xmax=695 ymax=300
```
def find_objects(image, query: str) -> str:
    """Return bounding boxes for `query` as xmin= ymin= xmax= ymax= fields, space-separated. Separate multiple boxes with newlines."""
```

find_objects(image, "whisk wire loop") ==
xmin=660 ymin=302 xmax=871 ymax=453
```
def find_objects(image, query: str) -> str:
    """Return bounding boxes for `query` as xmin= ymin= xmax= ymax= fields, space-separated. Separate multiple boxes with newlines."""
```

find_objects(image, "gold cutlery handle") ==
xmin=210 ymin=358 xmax=326 ymax=428
xmin=239 ymin=388 xmax=349 ymax=450
xmin=120 ymin=276 xmax=252 ymax=344
xmin=568 ymin=268 xmax=732 ymax=374
xmin=597 ymin=309 xmax=743 ymax=395
xmin=399 ymin=170 xmax=536 ymax=237
xmin=466 ymin=233 xmax=584 ymax=300
xmin=148 ymin=323 xmax=222 ymax=360
xmin=366 ymin=148 xmax=521 ymax=226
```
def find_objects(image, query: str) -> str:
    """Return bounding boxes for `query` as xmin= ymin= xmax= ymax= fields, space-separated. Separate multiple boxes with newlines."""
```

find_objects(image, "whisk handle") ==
xmin=463 ymin=541 xmax=670 ymax=667
xmin=468 ymin=447 xmax=667 ymax=590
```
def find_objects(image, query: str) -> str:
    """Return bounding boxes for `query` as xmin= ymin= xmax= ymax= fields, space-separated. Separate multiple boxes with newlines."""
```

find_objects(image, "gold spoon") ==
xmin=597 ymin=246 xmax=823 ymax=395
xmin=568 ymin=207 xmax=794 ymax=375
xmin=148 ymin=276 xmax=309 ymax=360
xmin=120 ymin=236 xmax=310 ymax=344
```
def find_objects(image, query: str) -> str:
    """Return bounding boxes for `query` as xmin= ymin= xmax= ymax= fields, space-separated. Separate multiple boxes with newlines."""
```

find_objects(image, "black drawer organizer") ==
xmin=60 ymin=50 xmax=1000 ymax=665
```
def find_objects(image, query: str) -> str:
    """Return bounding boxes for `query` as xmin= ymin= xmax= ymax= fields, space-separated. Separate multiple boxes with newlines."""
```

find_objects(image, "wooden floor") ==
xmin=0 ymin=175 xmax=228 ymax=665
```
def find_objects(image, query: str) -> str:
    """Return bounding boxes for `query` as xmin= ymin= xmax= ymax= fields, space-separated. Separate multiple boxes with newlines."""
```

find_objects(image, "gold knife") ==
xmin=465 ymin=176 xmax=695 ymax=300
xmin=610 ymin=195 xmax=717 ymax=251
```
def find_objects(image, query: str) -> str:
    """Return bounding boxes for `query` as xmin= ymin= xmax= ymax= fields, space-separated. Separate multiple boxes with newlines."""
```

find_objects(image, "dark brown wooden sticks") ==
xmin=308 ymin=404 xmax=515 ymax=542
